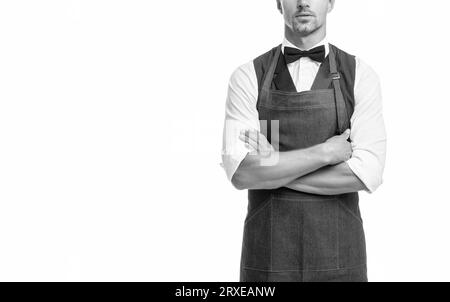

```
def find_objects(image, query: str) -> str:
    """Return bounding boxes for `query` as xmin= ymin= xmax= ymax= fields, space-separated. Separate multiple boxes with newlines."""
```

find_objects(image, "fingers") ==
xmin=239 ymin=129 xmax=258 ymax=143
xmin=239 ymin=129 xmax=274 ymax=157
xmin=342 ymin=129 xmax=351 ymax=139
xmin=239 ymin=129 xmax=259 ymax=151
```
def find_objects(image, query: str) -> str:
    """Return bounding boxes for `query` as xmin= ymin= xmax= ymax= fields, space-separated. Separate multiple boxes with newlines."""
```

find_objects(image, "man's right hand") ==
xmin=322 ymin=129 xmax=353 ymax=165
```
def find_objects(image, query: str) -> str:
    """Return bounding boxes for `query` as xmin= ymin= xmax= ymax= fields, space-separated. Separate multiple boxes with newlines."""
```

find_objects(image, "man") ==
xmin=221 ymin=0 xmax=386 ymax=282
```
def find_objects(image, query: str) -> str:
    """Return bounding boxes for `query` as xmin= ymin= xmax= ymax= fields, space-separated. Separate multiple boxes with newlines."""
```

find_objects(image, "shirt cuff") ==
xmin=346 ymin=155 xmax=383 ymax=194
xmin=221 ymin=149 xmax=250 ymax=183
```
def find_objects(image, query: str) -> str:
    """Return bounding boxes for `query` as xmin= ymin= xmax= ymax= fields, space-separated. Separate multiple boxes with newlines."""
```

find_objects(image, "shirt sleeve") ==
xmin=346 ymin=57 xmax=387 ymax=194
xmin=220 ymin=62 xmax=260 ymax=183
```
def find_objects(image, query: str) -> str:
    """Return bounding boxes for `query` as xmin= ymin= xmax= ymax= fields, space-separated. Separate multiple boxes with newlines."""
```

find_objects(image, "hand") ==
xmin=239 ymin=129 xmax=275 ymax=158
xmin=322 ymin=129 xmax=353 ymax=165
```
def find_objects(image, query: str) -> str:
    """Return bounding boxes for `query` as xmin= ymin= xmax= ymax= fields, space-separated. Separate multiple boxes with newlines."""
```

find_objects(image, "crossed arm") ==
xmin=284 ymin=162 xmax=367 ymax=195
xmin=232 ymin=129 xmax=367 ymax=195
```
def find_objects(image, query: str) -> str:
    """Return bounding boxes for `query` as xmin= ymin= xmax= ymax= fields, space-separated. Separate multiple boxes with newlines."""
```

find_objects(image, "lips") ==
xmin=295 ymin=11 xmax=315 ymax=17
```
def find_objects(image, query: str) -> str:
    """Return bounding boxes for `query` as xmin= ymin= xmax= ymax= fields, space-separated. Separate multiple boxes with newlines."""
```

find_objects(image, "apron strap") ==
xmin=259 ymin=45 xmax=282 ymax=103
xmin=328 ymin=45 xmax=350 ymax=135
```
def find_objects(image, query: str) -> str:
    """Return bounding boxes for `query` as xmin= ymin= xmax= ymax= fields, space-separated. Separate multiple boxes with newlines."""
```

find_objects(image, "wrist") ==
xmin=316 ymin=143 xmax=332 ymax=165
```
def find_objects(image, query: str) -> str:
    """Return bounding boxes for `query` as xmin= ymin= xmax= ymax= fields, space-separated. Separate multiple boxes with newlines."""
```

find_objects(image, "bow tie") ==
xmin=283 ymin=45 xmax=326 ymax=64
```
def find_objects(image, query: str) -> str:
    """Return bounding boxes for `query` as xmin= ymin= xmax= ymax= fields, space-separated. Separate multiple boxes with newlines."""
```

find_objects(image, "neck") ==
xmin=284 ymin=24 xmax=327 ymax=50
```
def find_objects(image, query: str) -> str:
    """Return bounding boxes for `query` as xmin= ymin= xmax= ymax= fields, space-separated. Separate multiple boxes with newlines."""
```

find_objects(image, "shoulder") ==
xmin=227 ymin=45 xmax=279 ymax=94
xmin=352 ymin=56 xmax=383 ymax=109
xmin=330 ymin=43 xmax=381 ymax=87
xmin=329 ymin=44 xmax=358 ymax=89
xmin=253 ymin=45 xmax=279 ymax=67
xmin=231 ymin=45 xmax=279 ymax=83
xmin=252 ymin=45 xmax=280 ymax=91
xmin=329 ymin=44 xmax=356 ymax=68
xmin=226 ymin=60 xmax=258 ymax=105
xmin=354 ymin=56 xmax=381 ymax=87
xmin=330 ymin=44 xmax=356 ymax=59
xmin=228 ymin=60 xmax=256 ymax=88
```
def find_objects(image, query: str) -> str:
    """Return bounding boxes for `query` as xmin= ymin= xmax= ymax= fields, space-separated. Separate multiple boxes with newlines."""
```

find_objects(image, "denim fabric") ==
xmin=240 ymin=45 xmax=367 ymax=282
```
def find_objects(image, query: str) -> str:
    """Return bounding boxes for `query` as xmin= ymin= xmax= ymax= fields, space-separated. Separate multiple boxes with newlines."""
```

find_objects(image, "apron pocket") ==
xmin=337 ymin=199 xmax=367 ymax=268
xmin=338 ymin=200 xmax=363 ymax=225
xmin=244 ymin=194 xmax=273 ymax=226
xmin=241 ymin=196 xmax=272 ymax=270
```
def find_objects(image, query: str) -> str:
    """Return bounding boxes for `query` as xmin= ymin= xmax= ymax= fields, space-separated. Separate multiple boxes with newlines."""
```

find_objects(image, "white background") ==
xmin=0 ymin=0 xmax=449 ymax=282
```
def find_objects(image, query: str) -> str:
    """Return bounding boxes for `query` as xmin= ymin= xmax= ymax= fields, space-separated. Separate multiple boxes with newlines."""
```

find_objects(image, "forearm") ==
xmin=232 ymin=144 xmax=330 ymax=190
xmin=284 ymin=162 xmax=367 ymax=195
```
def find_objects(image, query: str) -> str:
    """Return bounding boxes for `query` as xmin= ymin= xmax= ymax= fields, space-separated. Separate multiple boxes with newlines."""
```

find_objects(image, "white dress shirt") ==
xmin=221 ymin=36 xmax=387 ymax=193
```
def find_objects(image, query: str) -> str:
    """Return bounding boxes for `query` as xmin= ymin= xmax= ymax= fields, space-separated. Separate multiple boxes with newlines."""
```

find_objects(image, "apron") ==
xmin=239 ymin=44 xmax=368 ymax=282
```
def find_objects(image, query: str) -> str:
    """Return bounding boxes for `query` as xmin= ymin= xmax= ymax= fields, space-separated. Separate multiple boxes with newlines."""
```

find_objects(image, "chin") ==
xmin=293 ymin=25 xmax=314 ymax=35
xmin=291 ymin=21 xmax=319 ymax=35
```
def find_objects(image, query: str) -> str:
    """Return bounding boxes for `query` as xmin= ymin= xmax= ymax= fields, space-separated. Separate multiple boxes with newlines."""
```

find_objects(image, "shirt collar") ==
xmin=281 ymin=36 xmax=329 ymax=58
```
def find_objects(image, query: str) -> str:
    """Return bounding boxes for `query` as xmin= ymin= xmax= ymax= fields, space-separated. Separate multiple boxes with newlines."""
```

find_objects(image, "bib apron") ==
xmin=239 ymin=44 xmax=368 ymax=282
